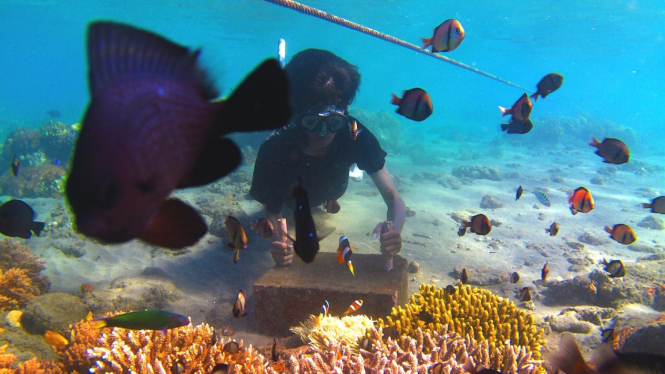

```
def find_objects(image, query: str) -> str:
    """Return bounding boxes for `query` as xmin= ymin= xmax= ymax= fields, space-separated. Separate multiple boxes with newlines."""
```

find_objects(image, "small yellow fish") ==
xmin=44 ymin=330 xmax=69 ymax=349
xmin=85 ymin=311 xmax=93 ymax=321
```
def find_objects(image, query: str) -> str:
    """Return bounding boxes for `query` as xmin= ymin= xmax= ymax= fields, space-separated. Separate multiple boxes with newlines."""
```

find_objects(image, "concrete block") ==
xmin=254 ymin=253 xmax=408 ymax=336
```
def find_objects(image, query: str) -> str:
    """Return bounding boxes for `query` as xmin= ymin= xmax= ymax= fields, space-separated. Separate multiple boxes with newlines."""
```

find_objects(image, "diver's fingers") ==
xmin=372 ymin=222 xmax=384 ymax=238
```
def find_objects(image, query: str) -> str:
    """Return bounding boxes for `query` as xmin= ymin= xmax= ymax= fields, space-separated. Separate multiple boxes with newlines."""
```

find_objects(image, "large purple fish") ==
xmin=66 ymin=22 xmax=290 ymax=249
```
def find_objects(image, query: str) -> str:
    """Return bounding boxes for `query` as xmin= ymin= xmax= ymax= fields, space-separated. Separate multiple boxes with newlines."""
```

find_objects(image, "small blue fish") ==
xmin=535 ymin=191 xmax=551 ymax=207
xmin=54 ymin=160 xmax=61 ymax=166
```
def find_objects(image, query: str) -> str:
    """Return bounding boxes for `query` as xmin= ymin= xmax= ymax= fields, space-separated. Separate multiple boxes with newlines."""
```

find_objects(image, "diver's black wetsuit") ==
xmin=250 ymin=117 xmax=387 ymax=214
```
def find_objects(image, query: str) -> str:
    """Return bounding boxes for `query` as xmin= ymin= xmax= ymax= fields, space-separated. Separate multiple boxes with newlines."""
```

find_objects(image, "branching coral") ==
xmin=57 ymin=314 xmax=271 ymax=374
xmin=0 ymin=239 xmax=51 ymax=294
xmin=291 ymin=314 xmax=374 ymax=352
xmin=286 ymin=325 xmax=543 ymax=374
xmin=378 ymin=284 xmax=545 ymax=361
xmin=0 ymin=268 xmax=40 ymax=312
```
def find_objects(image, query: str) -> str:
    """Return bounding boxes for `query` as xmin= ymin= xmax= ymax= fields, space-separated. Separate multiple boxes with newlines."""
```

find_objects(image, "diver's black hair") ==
xmin=284 ymin=49 xmax=360 ymax=116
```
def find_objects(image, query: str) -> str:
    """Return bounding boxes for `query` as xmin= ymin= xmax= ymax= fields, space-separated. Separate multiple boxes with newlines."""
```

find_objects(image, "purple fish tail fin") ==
xmin=501 ymin=124 xmax=509 ymax=132
xmin=643 ymin=203 xmax=653 ymax=209
xmin=420 ymin=37 xmax=431 ymax=49
xmin=530 ymin=92 xmax=539 ymax=101
xmin=31 ymin=221 xmax=45 ymax=237
xmin=219 ymin=59 xmax=290 ymax=135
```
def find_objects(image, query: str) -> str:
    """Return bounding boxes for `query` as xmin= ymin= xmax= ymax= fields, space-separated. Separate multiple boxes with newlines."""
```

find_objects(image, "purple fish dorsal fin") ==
xmin=87 ymin=21 xmax=218 ymax=100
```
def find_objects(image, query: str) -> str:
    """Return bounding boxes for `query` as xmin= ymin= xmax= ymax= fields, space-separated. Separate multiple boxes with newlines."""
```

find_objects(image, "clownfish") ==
xmin=321 ymin=300 xmax=329 ymax=317
xmin=344 ymin=299 xmax=363 ymax=315
xmin=337 ymin=236 xmax=355 ymax=276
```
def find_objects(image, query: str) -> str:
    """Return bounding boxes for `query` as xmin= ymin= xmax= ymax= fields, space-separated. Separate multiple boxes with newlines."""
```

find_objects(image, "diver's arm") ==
xmin=370 ymin=166 xmax=406 ymax=231
xmin=264 ymin=207 xmax=293 ymax=267
xmin=370 ymin=166 xmax=405 ymax=256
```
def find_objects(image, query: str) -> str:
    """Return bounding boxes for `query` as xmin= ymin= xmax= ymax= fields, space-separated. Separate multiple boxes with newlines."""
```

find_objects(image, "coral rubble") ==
xmin=378 ymin=284 xmax=545 ymax=361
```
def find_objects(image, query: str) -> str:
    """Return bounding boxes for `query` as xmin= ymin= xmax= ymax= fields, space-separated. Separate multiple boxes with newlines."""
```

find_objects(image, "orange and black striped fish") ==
xmin=541 ymin=261 xmax=549 ymax=281
xmin=323 ymin=199 xmax=341 ymax=214
xmin=604 ymin=224 xmax=636 ymax=245
xmin=545 ymin=222 xmax=559 ymax=236
xmin=321 ymin=300 xmax=329 ymax=317
xmin=10 ymin=155 xmax=19 ymax=177
xmin=251 ymin=218 xmax=273 ymax=239
xmin=530 ymin=73 xmax=564 ymax=101
xmin=337 ymin=236 xmax=354 ymax=276
xmin=458 ymin=214 xmax=491 ymax=236
xmin=350 ymin=120 xmax=359 ymax=140
xmin=589 ymin=137 xmax=629 ymax=165
xmin=421 ymin=19 xmax=465 ymax=52
xmin=344 ymin=299 xmax=363 ymax=315
xmin=643 ymin=196 xmax=665 ymax=214
xmin=568 ymin=187 xmax=594 ymax=215
xmin=391 ymin=88 xmax=433 ymax=122
xmin=498 ymin=93 xmax=532 ymax=123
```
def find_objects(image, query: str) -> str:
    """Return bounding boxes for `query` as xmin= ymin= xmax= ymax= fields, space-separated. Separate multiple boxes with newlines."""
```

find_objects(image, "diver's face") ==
xmin=306 ymin=129 xmax=336 ymax=148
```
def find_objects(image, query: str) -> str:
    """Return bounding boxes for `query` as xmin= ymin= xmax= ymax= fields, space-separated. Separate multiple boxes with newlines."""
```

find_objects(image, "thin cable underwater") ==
xmin=264 ymin=0 xmax=534 ymax=93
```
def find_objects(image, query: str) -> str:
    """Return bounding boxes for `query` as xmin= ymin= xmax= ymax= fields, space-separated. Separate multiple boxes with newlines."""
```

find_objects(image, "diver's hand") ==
xmin=270 ymin=240 xmax=293 ymax=267
xmin=372 ymin=222 xmax=402 ymax=256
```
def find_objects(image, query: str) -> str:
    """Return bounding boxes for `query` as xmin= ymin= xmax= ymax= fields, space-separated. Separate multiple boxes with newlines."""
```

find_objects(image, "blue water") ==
xmin=1 ymin=0 xmax=664 ymax=147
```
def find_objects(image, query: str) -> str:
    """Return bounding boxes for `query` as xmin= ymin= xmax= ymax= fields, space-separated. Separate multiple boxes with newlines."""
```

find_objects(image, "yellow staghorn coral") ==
xmin=290 ymin=313 xmax=375 ymax=352
xmin=377 ymin=284 xmax=545 ymax=361
xmin=0 ymin=268 xmax=40 ymax=312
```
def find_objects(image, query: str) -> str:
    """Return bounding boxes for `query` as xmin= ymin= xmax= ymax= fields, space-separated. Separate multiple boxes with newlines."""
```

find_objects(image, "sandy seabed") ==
xmin=15 ymin=138 xmax=665 ymax=354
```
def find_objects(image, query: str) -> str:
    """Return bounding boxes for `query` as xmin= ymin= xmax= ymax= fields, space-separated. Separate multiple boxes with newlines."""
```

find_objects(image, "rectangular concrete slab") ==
xmin=254 ymin=253 xmax=408 ymax=336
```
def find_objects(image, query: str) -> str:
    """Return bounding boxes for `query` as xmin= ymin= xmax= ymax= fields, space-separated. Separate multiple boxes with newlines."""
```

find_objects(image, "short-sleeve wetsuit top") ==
xmin=250 ymin=117 xmax=387 ymax=214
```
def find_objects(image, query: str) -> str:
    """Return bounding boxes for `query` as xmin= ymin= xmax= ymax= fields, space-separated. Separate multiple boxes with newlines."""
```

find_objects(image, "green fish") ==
xmin=92 ymin=310 xmax=189 ymax=333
